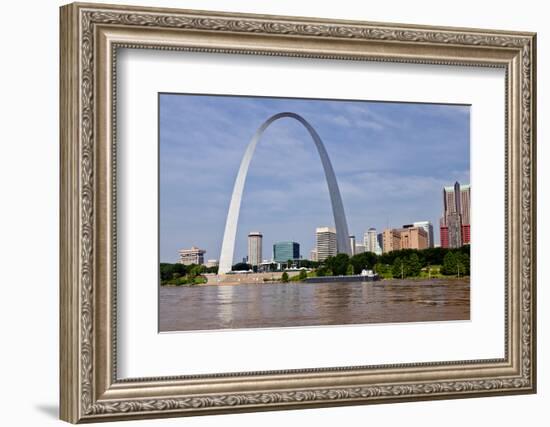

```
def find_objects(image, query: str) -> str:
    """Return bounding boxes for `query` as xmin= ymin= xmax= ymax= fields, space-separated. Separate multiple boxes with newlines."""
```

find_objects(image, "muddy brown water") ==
xmin=159 ymin=278 xmax=470 ymax=332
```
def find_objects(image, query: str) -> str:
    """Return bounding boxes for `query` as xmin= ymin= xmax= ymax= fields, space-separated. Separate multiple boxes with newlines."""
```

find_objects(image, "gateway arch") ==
xmin=218 ymin=112 xmax=351 ymax=274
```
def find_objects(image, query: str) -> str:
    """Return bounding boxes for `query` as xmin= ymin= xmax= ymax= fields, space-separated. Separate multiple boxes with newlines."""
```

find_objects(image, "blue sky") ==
xmin=159 ymin=94 xmax=470 ymax=263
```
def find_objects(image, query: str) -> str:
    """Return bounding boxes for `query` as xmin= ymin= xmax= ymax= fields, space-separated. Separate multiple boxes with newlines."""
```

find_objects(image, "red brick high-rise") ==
xmin=440 ymin=226 xmax=449 ymax=248
xmin=440 ymin=182 xmax=470 ymax=248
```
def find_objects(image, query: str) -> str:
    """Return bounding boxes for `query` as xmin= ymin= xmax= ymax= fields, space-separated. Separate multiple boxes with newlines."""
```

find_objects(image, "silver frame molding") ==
xmin=60 ymin=2 xmax=537 ymax=423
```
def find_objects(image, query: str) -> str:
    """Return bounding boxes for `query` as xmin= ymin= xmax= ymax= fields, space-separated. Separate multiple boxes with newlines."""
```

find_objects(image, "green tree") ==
xmin=160 ymin=263 xmax=187 ymax=284
xmin=346 ymin=264 xmax=354 ymax=276
xmin=389 ymin=254 xmax=421 ymax=278
xmin=374 ymin=263 xmax=391 ymax=278
xmin=299 ymin=260 xmax=320 ymax=269
xmin=298 ymin=269 xmax=308 ymax=281
xmin=188 ymin=264 xmax=206 ymax=278
xmin=421 ymin=247 xmax=446 ymax=265
xmin=281 ymin=272 xmax=289 ymax=283
xmin=441 ymin=252 xmax=455 ymax=275
xmin=392 ymin=257 xmax=405 ymax=279
xmin=441 ymin=251 xmax=469 ymax=276
xmin=369 ymin=246 xmax=471 ymax=271
xmin=407 ymin=253 xmax=422 ymax=277
xmin=349 ymin=252 xmax=377 ymax=274
xmin=160 ymin=263 xmax=187 ymax=282
xmin=192 ymin=275 xmax=207 ymax=285
xmin=173 ymin=276 xmax=188 ymax=286
xmin=459 ymin=252 xmax=470 ymax=275
xmin=315 ymin=265 xmax=332 ymax=277
xmin=232 ymin=262 xmax=251 ymax=271
xmin=380 ymin=249 xmax=414 ymax=266
xmin=325 ymin=253 xmax=350 ymax=276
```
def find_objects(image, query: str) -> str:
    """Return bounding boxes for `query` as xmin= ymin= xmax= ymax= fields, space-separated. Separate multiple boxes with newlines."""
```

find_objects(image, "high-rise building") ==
xmin=440 ymin=182 xmax=471 ymax=248
xmin=316 ymin=227 xmax=337 ymax=261
xmin=460 ymin=186 xmax=471 ymax=245
xmin=399 ymin=227 xmax=428 ymax=250
xmin=363 ymin=230 xmax=370 ymax=250
xmin=364 ymin=228 xmax=374 ymax=252
xmin=382 ymin=226 xmax=428 ymax=252
xmin=273 ymin=241 xmax=300 ymax=263
xmin=205 ymin=259 xmax=219 ymax=268
xmin=382 ymin=229 xmax=401 ymax=253
xmin=178 ymin=246 xmax=206 ymax=265
xmin=310 ymin=248 xmax=318 ymax=262
xmin=412 ymin=221 xmax=434 ymax=248
xmin=349 ymin=235 xmax=356 ymax=256
xmin=354 ymin=243 xmax=366 ymax=254
xmin=247 ymin=231 xmax=263 ymax=267
xmin=364 ymin=227 xmax=382 ymax=255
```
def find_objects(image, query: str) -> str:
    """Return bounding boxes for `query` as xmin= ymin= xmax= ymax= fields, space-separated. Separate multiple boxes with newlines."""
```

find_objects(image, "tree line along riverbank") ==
xmin=160 ymin=245 xmax=470 ymax=286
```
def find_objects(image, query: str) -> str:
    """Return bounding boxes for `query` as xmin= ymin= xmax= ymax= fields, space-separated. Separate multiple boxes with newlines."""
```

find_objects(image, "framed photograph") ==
xmin=60 ymin=2 xmax=536 ymax=423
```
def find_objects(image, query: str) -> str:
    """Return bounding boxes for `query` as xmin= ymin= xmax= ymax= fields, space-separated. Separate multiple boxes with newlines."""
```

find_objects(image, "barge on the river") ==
xmin=303 ymin=270 xmax=380 ymax=284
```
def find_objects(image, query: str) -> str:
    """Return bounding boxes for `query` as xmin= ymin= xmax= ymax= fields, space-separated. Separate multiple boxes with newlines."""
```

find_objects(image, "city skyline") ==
xmin=160 ymin=94 xmax=470 ymax=263
xmin=175 ymin=215 xmax=451 ymax=266
xmin=175 ymin=216 xmax=437 ymax=266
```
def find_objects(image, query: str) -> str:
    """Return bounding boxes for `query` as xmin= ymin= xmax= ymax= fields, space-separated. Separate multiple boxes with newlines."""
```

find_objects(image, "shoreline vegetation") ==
xmin=160 ymin=245 xmax=470 ymax=287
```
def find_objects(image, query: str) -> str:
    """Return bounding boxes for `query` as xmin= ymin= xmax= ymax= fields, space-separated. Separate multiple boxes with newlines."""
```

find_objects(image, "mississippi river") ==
xmin=159 ymin=278 xmax=470 ymax=332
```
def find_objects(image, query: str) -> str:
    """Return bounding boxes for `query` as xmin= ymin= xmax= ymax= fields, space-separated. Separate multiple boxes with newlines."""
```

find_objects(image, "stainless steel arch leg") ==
xmin=218 ymin=112 xmax=351 ymax=274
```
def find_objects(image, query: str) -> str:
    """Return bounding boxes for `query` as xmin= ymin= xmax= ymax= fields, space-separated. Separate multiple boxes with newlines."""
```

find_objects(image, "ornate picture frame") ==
xmin=60 ymin=2 xmax=536 ymax=423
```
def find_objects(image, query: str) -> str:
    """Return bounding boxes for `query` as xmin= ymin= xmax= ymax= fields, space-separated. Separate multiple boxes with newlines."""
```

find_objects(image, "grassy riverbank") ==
xmin=198 ymin=273 xmax=469 ymax=286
